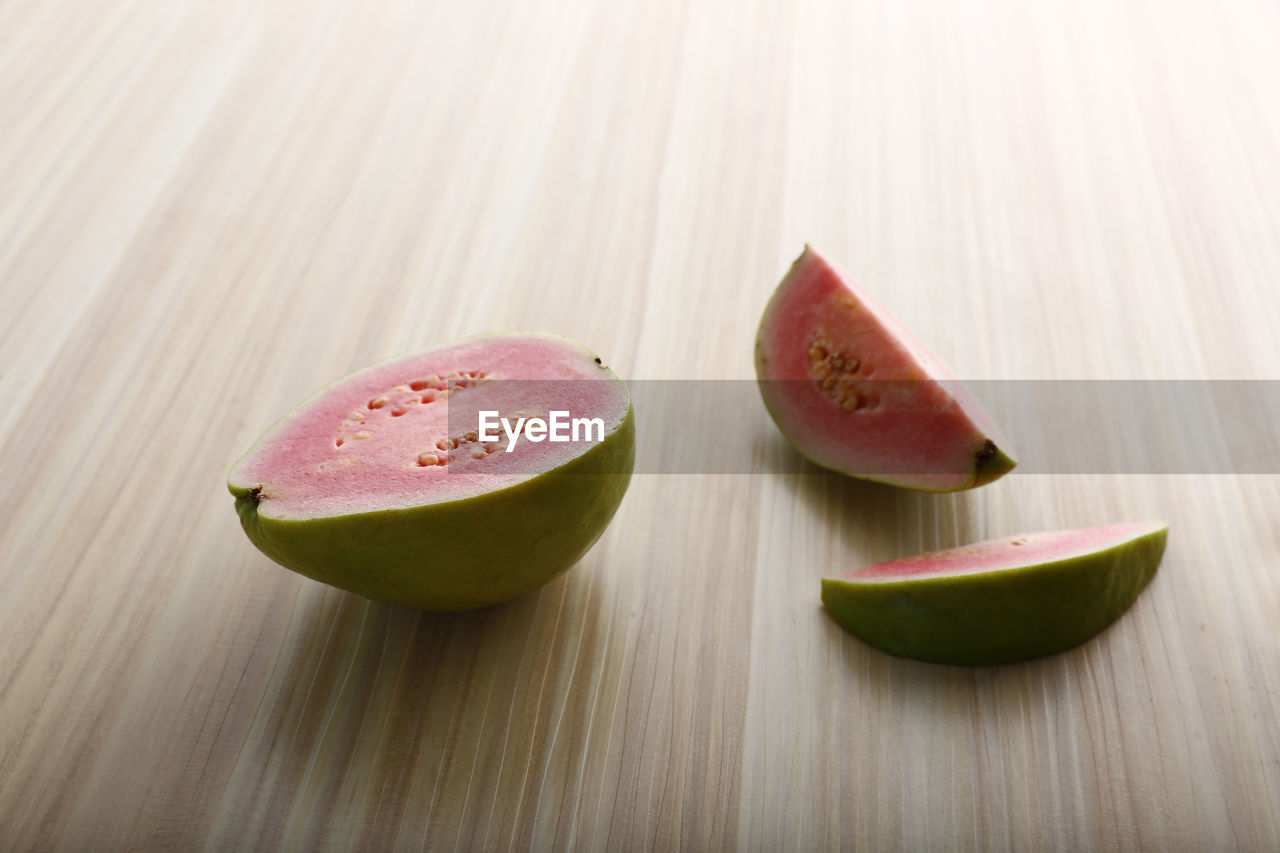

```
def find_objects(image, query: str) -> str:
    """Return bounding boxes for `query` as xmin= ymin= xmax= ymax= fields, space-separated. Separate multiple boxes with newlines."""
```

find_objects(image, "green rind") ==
xmin=820 ymin=524 xmax=1168 ymax=665
xmin=231 ymin=403 xmax=634 ymax=610
xmin=970 ymin=443 xmax=1018 ymax=490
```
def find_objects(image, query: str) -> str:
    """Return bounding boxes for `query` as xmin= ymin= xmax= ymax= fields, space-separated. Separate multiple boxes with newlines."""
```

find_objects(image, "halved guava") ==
xmin=228 ymin=333 xmax=634 ymax=611
xmin=755 ymin=246 xmax=1015 ymax=491
xmin=821 ymin=520 xmax=1168 ymax=665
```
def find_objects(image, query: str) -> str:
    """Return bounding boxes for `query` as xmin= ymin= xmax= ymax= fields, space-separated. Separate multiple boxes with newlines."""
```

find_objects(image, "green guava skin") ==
xmin=967 ymin=442 xmax=1019 ymax=491
xmin=230 ymin=404 xmax=633 ymax=611
xmin=821 ymin=523 xmax=1168 ymax=666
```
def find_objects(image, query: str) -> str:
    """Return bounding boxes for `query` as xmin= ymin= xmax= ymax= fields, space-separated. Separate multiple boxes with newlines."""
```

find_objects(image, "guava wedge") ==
xmin=821 ymin=521 xmax=1168 ymax=665
xmin=228 ymin=333 xmax=634 ymax=611
xmin=755 ymin=246 xmax=1016 ymax=491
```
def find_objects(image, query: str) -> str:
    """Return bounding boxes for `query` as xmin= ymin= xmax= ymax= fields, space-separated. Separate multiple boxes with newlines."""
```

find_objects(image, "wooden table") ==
xmin=2 ymin=0 xmax=1278 ymax=849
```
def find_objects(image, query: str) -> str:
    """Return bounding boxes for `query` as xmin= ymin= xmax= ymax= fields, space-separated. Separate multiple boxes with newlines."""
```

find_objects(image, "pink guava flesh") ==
xmin=755 ymin=246 xmax=1015 ymax=490
xmin=839 ymin=521 xmax=1167 ymax=583
xmin=229 ymin=334 xmax=630 ymax=520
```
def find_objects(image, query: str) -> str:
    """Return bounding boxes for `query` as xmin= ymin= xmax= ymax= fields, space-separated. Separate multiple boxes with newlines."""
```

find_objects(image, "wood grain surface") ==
xmin=2 ymin=0 xmax=1279 ymax=849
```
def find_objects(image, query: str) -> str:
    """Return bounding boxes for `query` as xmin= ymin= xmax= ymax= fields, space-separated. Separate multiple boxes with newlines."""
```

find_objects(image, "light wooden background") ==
xmin=2 ymin=0 xmax=1278 ymax=849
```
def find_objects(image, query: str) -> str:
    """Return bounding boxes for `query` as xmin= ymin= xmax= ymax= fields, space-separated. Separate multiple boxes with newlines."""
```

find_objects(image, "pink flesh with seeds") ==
xmin=229 ymin=334 xmax=629 ymax=520
xmin=838 ymin=521 xmax=1166 ymax=583
xmin=757 ymin=247 xmax=1008 ymax=487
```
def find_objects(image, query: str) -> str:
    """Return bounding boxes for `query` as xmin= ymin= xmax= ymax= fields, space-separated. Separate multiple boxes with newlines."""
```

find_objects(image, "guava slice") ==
xmin=755 ymin=246 xmax=1016 ymax=491
xmin=228 ymin=333 xmax=635 ymax=611
xmin=821 ymin=520 xmax=1168 ymax=665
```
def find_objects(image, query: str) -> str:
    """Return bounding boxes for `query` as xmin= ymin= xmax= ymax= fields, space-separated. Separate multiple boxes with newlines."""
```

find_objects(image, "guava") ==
xmin=821 ymin=521 xmax=1168 ymax=665
xmin=227 ymin=333 xmax=635 ymax=611
xmin=755 ymin=245 xmax=1016 ymax=491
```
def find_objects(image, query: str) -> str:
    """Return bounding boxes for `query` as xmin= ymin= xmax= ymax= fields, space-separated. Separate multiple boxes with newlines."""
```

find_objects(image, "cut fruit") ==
xmin=821 ymin=521 xmax=1168 ymax=665
xmin=228 ymin=333 xmax=634 ymax=611
xmin=755 ymin=245 xmax=1015 ymax=491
